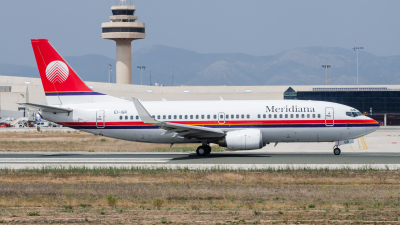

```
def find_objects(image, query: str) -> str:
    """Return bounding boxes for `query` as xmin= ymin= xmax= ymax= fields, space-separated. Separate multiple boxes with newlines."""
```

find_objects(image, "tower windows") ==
xmin=102 ymin=27 xmax=145 ymax=33
xmin=112 ymin=10 xmax=134 ymax=15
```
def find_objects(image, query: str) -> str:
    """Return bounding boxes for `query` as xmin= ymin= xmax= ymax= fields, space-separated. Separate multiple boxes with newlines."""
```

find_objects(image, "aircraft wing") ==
xmin=132 ymin=98 xmax=225 ymax=139
xmin=17 ymin=103 xmax=73 ymax=114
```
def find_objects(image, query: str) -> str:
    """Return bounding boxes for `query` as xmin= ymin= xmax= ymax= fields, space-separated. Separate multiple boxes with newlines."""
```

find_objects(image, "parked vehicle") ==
xmin=34 ymin=122 xmax=50 ymax=127
xmin=9 ymin=117 xmax=28 ymax=128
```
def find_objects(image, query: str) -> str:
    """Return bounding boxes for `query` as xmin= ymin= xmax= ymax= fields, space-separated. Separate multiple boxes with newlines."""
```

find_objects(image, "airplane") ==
xmin=20 ymin=39 xmax=380 ymax=156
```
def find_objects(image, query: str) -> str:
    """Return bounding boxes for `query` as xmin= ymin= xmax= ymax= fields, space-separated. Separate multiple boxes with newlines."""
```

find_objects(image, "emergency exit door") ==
xmin=96 ymin=110 xmax=105 ymax=128
xmin=325 ymin=107 xmax=334 ymax=126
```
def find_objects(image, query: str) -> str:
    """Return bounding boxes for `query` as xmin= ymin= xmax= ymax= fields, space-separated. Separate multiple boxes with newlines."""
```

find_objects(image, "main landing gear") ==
xmin=196 ymin=145 xmax=211 ymax=156
xmin=333 ymin=146 xmax=341 ymax=155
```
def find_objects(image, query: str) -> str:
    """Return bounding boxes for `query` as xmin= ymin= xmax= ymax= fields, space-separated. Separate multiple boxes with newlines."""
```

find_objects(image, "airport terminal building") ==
xmin=1 ymin=75 xmax=400 ymax=125
xmin=285 ymin=87 xmax=400 ymax=125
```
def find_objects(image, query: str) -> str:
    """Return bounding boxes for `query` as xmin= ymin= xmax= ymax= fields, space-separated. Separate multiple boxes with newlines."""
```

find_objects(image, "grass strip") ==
xmin=0 ymin=164 xmax=393 ymax=176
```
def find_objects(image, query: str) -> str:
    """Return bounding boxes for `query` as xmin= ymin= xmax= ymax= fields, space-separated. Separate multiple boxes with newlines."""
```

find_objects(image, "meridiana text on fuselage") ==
xmin=266 ymin=105 xmax=316 ymax=113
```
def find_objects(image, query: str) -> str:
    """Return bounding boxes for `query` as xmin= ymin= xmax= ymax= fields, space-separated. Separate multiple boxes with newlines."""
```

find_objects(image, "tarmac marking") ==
xmin=358 ymin=136 xmax=368 ymax=150
xmin=0 ymin=158 xmax=173 ymax=163
xmin=375 ymin=131 xmax=400 ymax=132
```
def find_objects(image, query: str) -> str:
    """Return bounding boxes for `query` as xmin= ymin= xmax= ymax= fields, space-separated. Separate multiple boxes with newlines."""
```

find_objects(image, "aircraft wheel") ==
xmin=333 ymin=148 xmax=341 ymax=155
xmin=196 ymin=146 xmax=207 ymax=156
xmin=205 ymin=145 xmax=211 ymax=155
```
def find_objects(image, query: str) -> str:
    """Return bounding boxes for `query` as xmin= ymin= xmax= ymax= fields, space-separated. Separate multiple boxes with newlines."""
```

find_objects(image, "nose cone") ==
xmin=365 ymin=116 xmax=380 ymax=133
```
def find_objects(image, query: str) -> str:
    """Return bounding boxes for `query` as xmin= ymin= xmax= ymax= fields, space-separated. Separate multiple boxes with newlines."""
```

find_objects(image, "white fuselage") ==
xmin=41 ymin=99 xmax=379 ymax=146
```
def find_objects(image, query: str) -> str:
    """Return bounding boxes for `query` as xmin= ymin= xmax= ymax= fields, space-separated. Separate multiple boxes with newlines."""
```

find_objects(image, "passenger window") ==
xmin=136 ymin=116 xmax=139 ymax=120
xmin=290 ymin=114 xmax=293 ymax=118
xmin=247 ymin=114 xmax=250 ymax=119
xmin=226 ymin=114 xmax=229 ymax=119
xmin=168 ymin=115 xmax=171 ymax=119
xmin=130 ymin=115 xmax=133 ymax=120
xmin=296 ymin=114 xmax=299 ymax=118
xmin=241 ymin=114 xmax=244 ymax=119
xmin=174 ymin=115 xmax=177 ymax=119
xmin=196 ymin=115 xmax=199 ymax=119
xmin=152 ymin=115 xmax=155 ymax=119
xmin=207 ymin=115 xmax=210 ymax=119
xmin=185 ymin=115 xmax=188 ymax=119
xmin=179 ymin=115 xmax=182 ymax=119
xmin=201 ymin=115 xmax=204 ymax=119
xmin=279 ymin=114 xmax=282 ymax=118
xmin=269 ymin=114 xmax=272 ymax=118
xmin=119 ymin=116 xmax=123 ymax=120
xmin=163 ymin=115 xmax=166 ymax=119
xmin=236 ymin=115 xmax=239 ymax=119
xmin=318 ymin=114 xmax=321 ymax=118
xmin=190 ymin=115 xmax=193 ymax=119
xmin=274 ymin=114 xmax=277 ymax=118
xmin=258 ymin=114 xmax=261 ymax=118
xmin=301 ymin=114 xmax=305 ymax=118
xmin=231 ymin=115 xmax=234 ymax=119
xmin=312 ymin=114 xmax=315 ymax=118
xmin=263 ymin=114 xmax=266 ymax=119
xmin=157 ymin=115 xmax=160 ymax=119
xmin=220 ymin=114 xmax=223 ymax=119
xmin=213 ymin=115 xmax=217 ymax=119
xmin=307 ymin=114 xmax=310 ymax=118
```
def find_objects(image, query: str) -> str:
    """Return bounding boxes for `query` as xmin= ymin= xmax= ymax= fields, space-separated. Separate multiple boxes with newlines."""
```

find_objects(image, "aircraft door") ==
xmin=218 ymin=112 xmax=225 ymax=124
xmin=325 ymin=107 xmax=334 ymax=126
xmin=96 ymin=110 xmax=105 ymax=128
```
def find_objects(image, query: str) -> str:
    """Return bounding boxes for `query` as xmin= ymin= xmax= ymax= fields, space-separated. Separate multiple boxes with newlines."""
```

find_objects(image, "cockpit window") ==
xmin=346 ymin=111 xmax=363 ymax=117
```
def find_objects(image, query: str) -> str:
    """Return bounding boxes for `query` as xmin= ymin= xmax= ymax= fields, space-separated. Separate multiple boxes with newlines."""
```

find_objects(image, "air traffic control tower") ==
xmin=101 ymin=0 xmax=145 ymax=84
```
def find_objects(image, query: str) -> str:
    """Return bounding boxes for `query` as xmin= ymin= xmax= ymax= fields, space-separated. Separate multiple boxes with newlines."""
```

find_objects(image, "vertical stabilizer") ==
xmin=31 ymin=39 xmax=123 ymax=105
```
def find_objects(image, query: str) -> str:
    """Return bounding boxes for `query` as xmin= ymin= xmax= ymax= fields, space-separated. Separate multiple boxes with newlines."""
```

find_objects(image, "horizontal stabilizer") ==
xmin=17 ymin=103 xmax=72 ymax=113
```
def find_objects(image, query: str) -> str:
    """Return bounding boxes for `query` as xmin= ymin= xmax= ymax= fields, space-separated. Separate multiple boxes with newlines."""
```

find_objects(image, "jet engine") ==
xmin=218 ymin=129 xmax=264 ymax=150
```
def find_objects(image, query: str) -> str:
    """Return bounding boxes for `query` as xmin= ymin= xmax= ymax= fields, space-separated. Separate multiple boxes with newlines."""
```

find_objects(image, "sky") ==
xmin=0 ymin=0 xmax=399 ymax=66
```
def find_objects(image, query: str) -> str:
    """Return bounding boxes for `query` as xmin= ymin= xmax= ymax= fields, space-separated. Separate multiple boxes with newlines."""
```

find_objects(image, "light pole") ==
xmin=137 ymin=65 xmax=146 ymax=85
xmin=352 ymin=47 xmax=363 ymax=85
xmin=322 ymin=64 xmax=331 ymax=85
xmin=108 ymin=64 xmax=112 ymax=83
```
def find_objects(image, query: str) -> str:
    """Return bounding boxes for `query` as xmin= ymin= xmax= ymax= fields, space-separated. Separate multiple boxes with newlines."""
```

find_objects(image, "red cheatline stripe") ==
xmin=45 ymin=91 xmax=96 ymax=93
xmin=58 ymin=119 xmax=377 ymax=127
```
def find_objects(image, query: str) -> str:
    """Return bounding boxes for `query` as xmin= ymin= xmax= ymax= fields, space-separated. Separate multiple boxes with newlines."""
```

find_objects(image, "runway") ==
xmin=1 ymin=152 xmax=400 ymax=169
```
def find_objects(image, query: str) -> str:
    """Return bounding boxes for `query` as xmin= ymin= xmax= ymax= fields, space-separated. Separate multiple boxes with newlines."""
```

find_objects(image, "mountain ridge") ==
xmin=1 ymin=45 xmax=399 ymax=86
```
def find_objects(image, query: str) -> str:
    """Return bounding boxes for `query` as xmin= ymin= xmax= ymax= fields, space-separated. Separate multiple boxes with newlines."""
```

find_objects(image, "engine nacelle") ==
xmin=218 ymin=129 xmax=264 ymax=150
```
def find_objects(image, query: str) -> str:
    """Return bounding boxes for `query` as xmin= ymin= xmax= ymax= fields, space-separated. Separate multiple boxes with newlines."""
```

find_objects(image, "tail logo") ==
xmin=45 ymin=61 xmax=69 ymax=84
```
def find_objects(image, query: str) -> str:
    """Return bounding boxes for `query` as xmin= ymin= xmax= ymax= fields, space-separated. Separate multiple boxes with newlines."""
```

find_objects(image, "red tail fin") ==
xmin=31 ymin=39 xmax=94 ymax=95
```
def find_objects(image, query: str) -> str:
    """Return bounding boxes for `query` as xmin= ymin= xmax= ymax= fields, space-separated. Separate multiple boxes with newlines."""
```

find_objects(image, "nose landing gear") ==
xmin=333 ymin=146 xmax=341 ymax=155
xmin=196 ymin=145 xmax=211 ymax=156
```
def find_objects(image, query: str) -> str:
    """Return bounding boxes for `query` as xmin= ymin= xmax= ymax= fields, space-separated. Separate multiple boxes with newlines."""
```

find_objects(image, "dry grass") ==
xmin=0 ymin=169 xmax=399 ymax=224
xmin=0 ymin=131 xmax=226 ymax=152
